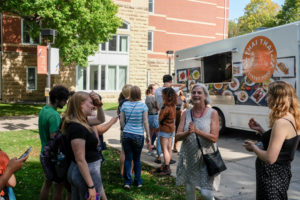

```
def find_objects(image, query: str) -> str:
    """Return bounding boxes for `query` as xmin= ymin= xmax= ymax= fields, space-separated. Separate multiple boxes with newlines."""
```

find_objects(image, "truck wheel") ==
xmin=215 ymin=108 xmax=226 ymax=134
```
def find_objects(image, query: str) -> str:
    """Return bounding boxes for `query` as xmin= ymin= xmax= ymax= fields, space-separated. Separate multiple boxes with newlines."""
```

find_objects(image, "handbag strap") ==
xmin=125 ymin=102 xmax=138 ymax=124
xmin=190 ymin=110 xmax=216 ymax=154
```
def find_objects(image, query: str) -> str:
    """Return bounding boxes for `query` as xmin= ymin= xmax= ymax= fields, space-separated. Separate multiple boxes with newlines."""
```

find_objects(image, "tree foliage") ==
xmin=238 ymin=0 xmax=280 ymax=35
xmin=276 ymin=0 xmax=300 ymax=25
xmin=0 ymin=0 xmax=121 ymax=66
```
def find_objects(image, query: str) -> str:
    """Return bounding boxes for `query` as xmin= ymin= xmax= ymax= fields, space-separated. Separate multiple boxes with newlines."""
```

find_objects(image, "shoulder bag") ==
xmin=190 ymin=110 xmax=227 ymax=176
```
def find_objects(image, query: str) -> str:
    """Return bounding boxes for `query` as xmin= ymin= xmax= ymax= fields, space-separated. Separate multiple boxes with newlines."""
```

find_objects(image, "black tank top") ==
xmin=261 ymin=119 xmax=300 ymax=164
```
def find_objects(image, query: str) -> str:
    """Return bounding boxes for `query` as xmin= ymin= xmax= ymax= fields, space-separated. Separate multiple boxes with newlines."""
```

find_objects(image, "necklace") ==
xmin=192 ymin=107 xmax=206 ymax=118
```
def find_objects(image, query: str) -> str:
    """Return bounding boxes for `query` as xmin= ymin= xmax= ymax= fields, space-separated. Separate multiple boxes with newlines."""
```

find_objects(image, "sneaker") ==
xmin=124 ymin=184 xmax=130 ymax=190
xmin=159 ymin=165 xmax=171 ymax=176
xmin=170 ymin=159 xmax=176 ymax=164
xmin=154 ymin=158 xmax=161 ymax=164
xmin=147 ymin=151 xmax=153 ymax=156
xmin=137 ymin=184 xmax=143 ymax=188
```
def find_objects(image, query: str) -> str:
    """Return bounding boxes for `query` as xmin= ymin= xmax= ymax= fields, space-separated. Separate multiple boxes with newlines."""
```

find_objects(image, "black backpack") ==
xmin=40 ymin=129 xmax=70 ymax=183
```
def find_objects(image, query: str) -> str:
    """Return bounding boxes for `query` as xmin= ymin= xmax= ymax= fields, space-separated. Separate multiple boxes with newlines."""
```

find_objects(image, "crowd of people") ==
xmin=0 ymin=75 xmax=299 ymax=200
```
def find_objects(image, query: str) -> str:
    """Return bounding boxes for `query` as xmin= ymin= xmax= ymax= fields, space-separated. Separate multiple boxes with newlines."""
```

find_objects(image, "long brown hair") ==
xmin=162 ymin=87 xmax=177 ymax=106
xmin=268 ymin=81 xmax=300 ymax=129
xmin=62 ymin=91 xmax=93 ymax=134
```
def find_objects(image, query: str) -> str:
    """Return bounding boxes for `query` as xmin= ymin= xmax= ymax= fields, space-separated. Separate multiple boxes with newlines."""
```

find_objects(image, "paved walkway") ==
xmin=1 ymin=110 xmax=299 ymax=200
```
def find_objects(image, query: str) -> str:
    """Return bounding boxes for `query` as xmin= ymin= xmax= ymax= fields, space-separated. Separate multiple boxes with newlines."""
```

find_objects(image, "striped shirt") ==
xmin=121 ymin=101 xmax=148 ymax=135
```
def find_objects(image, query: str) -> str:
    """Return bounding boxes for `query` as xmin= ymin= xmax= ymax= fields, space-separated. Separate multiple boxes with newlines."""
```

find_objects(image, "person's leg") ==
xmin=122 ymin=134 xmax=134 ymax=186
xmin=201 ymin=189 xmax=215 ymax=200
xmin=40 ymin=179 xmax=52 ymax=200
xmin=186 ymin=184 xmax=196 ymax=200
xmin=120 ymin=148 xmax=125 ymax=177
xmin=52 ymin=183 xmax=64 ymax=200
xmin=100 ymin=185 xmax=107 ymax=200
xmin=160 ymin=136 xmax=170 ymax=165
xmin=132 ymin=135 xmax=144 ymax=186
xmin=167 ymin=137 xmax=173 ymax=163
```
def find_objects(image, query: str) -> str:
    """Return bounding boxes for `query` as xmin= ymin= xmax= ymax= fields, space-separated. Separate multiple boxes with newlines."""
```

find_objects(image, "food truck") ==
xmin=174 ymin=21 xmax=300 ymax=133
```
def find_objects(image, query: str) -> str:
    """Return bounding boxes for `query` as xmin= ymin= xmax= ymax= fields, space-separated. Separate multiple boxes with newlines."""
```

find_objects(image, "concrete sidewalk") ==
xmin=1 ymin=110 xmax=299 ymax=200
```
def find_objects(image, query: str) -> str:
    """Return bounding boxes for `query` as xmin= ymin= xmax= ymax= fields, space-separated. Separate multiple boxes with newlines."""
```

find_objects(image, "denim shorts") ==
xmin=148 ymin=114 xmax=159 ymax=129
xmin=158 ymin=131 xmax=174 ymax=138
xmin=67 ymin=160 xmax=101 ymax=200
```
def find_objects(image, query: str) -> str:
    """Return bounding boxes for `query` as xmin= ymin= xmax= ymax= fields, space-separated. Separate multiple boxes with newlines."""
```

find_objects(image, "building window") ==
xmin=119 ymin=36 xmax=128 ymax=52
xmin=148 ymin=31 xmax=153 ymax=51
xmin=90 ymin=65 xmax=98 ymax=90
xmin=101 ymin=65 xmax=106 ymax=90
xmin=149 ymin=0 xmax=154 ymax=13
xmin=119 ymin=21 xmax=130 ymax=30
xmin=21 ymin=19 xmax=40 ymax=44
xmin=119 ymin=66 xmax=127 ymax=90
xmin=77 ymin=66 xmax=87 ymax=90
xmin=101 ymin=43 xmax=106 ymax=51
xmin=108 ymin=36 xmax=117 ymax=51
xmin=26 ymin=67 xmax=37 ymax=90
xmin=107 ymin=66 xmax=117 ymax=90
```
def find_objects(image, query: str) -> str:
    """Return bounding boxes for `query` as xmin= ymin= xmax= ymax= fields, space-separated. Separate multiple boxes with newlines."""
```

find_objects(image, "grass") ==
xmin=0 ymin=102 xmax=118 ymax=117
xmin=0 ymin=129 xmax=186 ymax=200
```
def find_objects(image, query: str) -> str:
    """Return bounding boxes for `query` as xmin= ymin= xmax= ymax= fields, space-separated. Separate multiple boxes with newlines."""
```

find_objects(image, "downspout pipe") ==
xmin=224 ymin=0 xmax=227 ymax=39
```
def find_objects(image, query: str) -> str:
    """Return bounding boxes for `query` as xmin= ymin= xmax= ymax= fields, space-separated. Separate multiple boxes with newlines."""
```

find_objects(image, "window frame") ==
xmin=26 ymin=66 xmax=37 ymax=91
xmin=148 ymin=31 xmax=153 ymax=52
xmin=21 ymin=19 xmax=41 ymax=45
xmin=100 ymin=35 xmax=129 ymax=53
xmin=119 ymin=21 xmax=130 ymax=30
xmin=149 ymin=0 xmax=154 ymax=13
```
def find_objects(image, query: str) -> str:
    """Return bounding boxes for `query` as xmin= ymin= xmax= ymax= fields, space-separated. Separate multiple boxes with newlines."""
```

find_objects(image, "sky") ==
xmin=229 ymin=0 xmax=285 ymax=20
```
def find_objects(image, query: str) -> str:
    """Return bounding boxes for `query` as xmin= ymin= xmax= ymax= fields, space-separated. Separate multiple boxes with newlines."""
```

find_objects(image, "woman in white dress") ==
xmin=176 ymin=83 xmax=220 ymax=200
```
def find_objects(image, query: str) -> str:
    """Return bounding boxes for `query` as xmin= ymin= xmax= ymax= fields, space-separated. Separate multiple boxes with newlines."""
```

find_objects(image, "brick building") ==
xmin=0 ymin=0 xmax=228 ymax=102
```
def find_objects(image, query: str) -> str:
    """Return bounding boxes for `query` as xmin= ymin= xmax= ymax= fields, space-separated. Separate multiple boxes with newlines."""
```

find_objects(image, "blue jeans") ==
xmin=122 ymin=132 xmax=144 ymax=185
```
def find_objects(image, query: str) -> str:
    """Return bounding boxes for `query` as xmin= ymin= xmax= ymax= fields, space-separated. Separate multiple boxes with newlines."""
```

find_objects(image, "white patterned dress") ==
xmin=176 ymin=108 xmax=220 ymax=191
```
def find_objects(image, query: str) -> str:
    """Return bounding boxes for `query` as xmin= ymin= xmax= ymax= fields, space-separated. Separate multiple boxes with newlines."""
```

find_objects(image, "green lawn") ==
xmin=0 ymin=102 xmax=118 ymax=117
xmin=0 ymin=130 xmax=186 ymax=200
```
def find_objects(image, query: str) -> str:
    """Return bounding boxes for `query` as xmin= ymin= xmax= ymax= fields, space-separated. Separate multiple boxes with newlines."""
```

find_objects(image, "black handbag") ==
xmin=190 ymin=110 xmax=227 ymax=176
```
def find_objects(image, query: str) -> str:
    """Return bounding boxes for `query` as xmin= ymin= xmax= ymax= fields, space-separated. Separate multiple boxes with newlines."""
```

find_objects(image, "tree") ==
xmin=237 ymin=0 xmax=281 ymax=35
xmin=228 ymin=19 xmax=240 ymax=38
xmin=276 ymin=0 xmax=300 ymax=25
xmin=0 ymin=0 xmax=121 ymax=66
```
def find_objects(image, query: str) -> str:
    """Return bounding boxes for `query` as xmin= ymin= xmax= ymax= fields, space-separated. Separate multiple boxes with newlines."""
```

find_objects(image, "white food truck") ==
xmin=174 ymin=21 xmax=300 ymax=133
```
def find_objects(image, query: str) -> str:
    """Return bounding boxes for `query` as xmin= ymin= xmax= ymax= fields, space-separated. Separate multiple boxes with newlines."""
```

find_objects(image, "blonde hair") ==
xmin=62 ymin=91 xmax=93 ymax=134
xmin=268 ymin=81 xmax=300 ymax=129
xmin=122 ymin=84 xmax=132 ymax=99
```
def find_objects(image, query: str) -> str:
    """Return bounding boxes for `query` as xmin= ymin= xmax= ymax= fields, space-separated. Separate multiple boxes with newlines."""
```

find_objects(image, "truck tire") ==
xmin=214 ymin=108 xmax=226 ymax=134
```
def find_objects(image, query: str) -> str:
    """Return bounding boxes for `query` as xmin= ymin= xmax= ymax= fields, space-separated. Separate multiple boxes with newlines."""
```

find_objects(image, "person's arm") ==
xmin=188 ymin=109 xmax=219 ymax=143
xmin=71 ymin=139 xmax=96 ymax=200
xmin=120 ymin=112 xmax=125 ymax=131
xmin=96 ymin=116 xmax=118 ymax=135
xmin=248 ymin=118 xmax=265 ymax=134
xmin=88 ymin=92 xmax=105 ymax=126
xmin=143 ymin=111 xmax=150 ymax=143
xmin=175 ymin=111 xmax=191 ymax=141
xmin=6 ymin=174 xmax=16 ymax=187
xmin=244 ymin=119 xmax=289 ymax=164
xmin=0 ymin=156 xmax=28 ymax=190
xmin=172 ymin=83 xmax=186 ymax=90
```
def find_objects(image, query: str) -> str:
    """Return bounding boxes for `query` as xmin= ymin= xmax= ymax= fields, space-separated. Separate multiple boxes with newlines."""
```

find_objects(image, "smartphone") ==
xmin=19 ymin=146 xmax=32 ymax=159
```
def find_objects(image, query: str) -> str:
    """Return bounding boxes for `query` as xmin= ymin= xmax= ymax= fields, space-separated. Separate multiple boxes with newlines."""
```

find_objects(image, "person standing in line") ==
xmin=154 ymin=74 xmax=185 ymax=164
xmin=156 ymin=87 xmax=177 ymax=175
xmin=117 ymin=84 xmax=132 ymax=177
xmin=38 ymin=85 xmax=71 ymax=200
xmin=173 ymin=90 xmax=188 ymax=153
xmin=120 ymin=86 xmax=150 ymax=189
xmin=243 ymin=81 xmax=300 ymax=200
xmin=145 ymin=84 xmax=159 ymax=155
xmin=176 ymin=83 xmax=220 ymax=200
xmin=62 ymin=91 xmax=105 ymax=200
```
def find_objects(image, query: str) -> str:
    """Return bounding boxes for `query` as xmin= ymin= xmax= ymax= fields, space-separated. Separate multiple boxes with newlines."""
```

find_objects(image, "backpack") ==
xmin=40 ymin=129 xmax=70 ymax=183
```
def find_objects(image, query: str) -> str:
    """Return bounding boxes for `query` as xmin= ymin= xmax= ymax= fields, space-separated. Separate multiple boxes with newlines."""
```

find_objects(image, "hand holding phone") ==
xmin=19 ymin=146 xmax=32 ymax=159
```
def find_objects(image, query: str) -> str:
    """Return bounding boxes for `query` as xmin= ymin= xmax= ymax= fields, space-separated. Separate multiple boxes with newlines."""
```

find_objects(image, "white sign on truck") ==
xmin=174 ymin=22 xmax=300 ymax=132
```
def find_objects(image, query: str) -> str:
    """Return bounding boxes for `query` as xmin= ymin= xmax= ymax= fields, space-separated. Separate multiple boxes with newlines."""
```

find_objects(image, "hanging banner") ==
xmin=37 ymin=45 xmax=47 ymax=74
xmin=50 ymin=47 xmax=60 ymax=74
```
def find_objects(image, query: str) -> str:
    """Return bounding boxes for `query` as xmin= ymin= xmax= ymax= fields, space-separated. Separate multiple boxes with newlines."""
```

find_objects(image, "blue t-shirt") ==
xmin=121 ymin=101 xmax=148 ymax=135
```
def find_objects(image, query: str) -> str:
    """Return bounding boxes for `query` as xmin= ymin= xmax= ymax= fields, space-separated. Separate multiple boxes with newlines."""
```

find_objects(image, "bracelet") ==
xmin=87 ymin=185 xmax=95 ymax=189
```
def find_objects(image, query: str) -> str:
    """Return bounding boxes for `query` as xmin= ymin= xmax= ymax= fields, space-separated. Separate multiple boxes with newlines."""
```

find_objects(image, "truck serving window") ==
xmin=203 ymin=52 xmax=232 ymax=83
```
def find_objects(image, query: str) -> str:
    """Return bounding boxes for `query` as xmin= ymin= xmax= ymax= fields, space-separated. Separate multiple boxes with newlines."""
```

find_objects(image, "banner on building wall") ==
xmin=50 ymin=48 xmax=60 ymax=75
xmin=37 ymin=45 xmax=47 ymax=74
